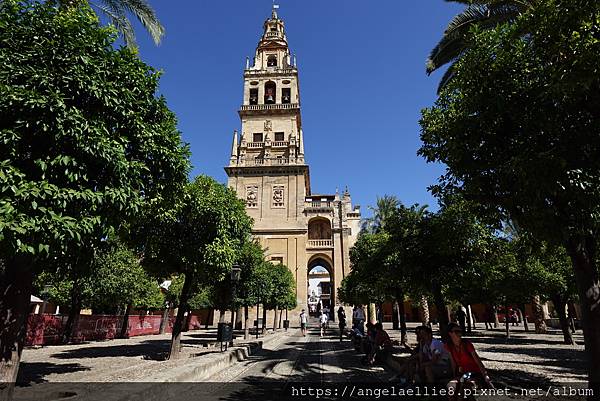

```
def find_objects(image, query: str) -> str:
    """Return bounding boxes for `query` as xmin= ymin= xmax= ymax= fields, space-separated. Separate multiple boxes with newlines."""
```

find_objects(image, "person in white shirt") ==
xmin=299 ymin=309 xmax=308 ymax=337
xmin=319 ymin=310 xmax=328 ymax=337
xmin=352 ymin=305 xmax=365 ymax=333
xmin=419 ymin=326 xmax=451 ymax=383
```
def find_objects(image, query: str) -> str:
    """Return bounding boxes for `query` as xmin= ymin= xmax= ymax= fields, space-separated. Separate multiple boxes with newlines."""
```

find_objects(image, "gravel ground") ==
xmin=17 ymin=323 xmax=587 ymax=390
xmin=17 ymin=329 xmax=272 ymax=384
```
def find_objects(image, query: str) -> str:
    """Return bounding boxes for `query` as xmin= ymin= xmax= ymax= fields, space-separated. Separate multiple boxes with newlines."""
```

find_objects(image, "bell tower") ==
xmin=225 ymin=6 xmax=362 ymax=316
xmin=226 ymin=4 xmax=309 ymax=231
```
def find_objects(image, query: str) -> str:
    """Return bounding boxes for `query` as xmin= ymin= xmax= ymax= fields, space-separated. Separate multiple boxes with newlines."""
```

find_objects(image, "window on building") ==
xmin=271 ymin=256 xmax=284 ymax=264
xmin=249 ymin=88 xmax=258 ymax=105
xmin=281 ymin=88 xmax=291 ymax=104
xmin=267 ymin=56 xmax=277 ymax=67
xmin=264 ymin=81 xmax=276 ymax=104
xmin=253 ymin=133 xmax=263 ymax=142
xmin=274 ymin=132 xmax=284 ymax=142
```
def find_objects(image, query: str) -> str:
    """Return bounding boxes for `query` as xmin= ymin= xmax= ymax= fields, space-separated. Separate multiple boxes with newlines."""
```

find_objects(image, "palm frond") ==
xmin=427 ymin=3 xmax=522 ymax=74
xmin=437 ymin=63 xmax=457 ymax=94
xmin=113 ymin=0 xmax=164 ymax=45
xmin=92 ymin=2 xmax=137 ymax=47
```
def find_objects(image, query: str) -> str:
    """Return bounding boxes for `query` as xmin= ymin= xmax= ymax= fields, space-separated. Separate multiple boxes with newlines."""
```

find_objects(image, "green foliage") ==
xmin=427 ymin=0 xmax=534 ymax=91
xmin=89 ymin=242 xmax=163 ymax=312
xmin=141 ymin=175 xmax=253 ymax=306
xmin=419 ymin=0 xmax=600 ymax=244
xmin=0 ymin=0 xmax=189 ymax=262
xmin=34 ymin=242 xmax=164 ymax=312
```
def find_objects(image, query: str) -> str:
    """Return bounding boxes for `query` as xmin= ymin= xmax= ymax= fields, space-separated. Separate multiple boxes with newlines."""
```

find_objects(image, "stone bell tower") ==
xmin=226 ymin=6 xmax=361 ymax=315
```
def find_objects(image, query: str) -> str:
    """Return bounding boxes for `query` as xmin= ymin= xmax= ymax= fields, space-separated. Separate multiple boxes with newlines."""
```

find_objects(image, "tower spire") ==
xmin=272 ymin=2 xmax=279 ymax=19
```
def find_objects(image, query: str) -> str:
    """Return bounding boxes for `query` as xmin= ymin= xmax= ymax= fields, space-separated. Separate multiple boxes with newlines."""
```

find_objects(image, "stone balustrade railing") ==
xmin=240 ymin=103 xmax=299 ymax=112
xmin=307 ymin=239 xmax=333 ymax=248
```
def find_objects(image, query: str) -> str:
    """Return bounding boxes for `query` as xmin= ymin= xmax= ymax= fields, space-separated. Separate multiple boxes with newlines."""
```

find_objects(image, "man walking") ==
xmin=319 ymin=310 xmax=328 ymax=337
xmin=300 ymin=309 xmax=308 ymax=337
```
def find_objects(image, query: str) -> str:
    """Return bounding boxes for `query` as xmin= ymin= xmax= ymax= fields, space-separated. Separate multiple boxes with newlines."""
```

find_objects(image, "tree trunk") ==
xmin=566 ymin=235 xmax=600 ymax=395
xmin=262 ymin=306 xmax=267 ymax=334
xmin=466 ymin=305 xmax=473 ymax=333
xmin=218 ymin=309 xmax=226 ymax=324
xmin=244 ymin=305 xmax=250 ymax=340
xmin=551 ymin=293 xmax=575 ymax=345
xmin=368 ymin=303 xmax=376 ymax=324
xmin=119 ymin=303 xmax=132 ymax=339
xmin=278 ymin=308 xmax=283 ymax=329
xmin=159 ymin=304 xmax=170 ymax=334
xmin=519 ymin=304 xmax=529 ymax=332
xmin=420 ymin=295 xmax=430 ymax=325
xmin=273 ymin=306 xmax=278 ymax=331
xmin=204 ymin=309 xmax=211 ymax=329
xmin=61 ymin=279 xmax=82 ymax=344
xmin=432 ymin=281 xmax=450 ymax=342
xmin=505 ymin=308 xmax=510 ymax=338
xmin=168 ymin=273 xmax=193 ymax=360
xmin=532 ymin=295 xmax=547 ymax=334
xmin=235 ymin=307 xmax=243 ymax=330
xmin=0 ymin=255 xmax=34 ymax=401
xmin=392 ymin=300 xmax=400 ymax=330
xmin=493 ymin=305 xmax=500 ymax=328
xmin=398 ymin=298 xmax=407 ymax=345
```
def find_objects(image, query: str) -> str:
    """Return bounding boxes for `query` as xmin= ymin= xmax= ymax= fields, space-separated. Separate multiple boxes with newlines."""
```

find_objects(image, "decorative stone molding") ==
xmin=272 ymin=185 xmax=285 ymax=208
xmin=246 ymin=185 xmax=259 ymax=208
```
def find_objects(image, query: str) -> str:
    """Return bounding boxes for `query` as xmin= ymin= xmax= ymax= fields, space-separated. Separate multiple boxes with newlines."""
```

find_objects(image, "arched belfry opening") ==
xmin=264 ymin=81 xmax=276 ymax=104
xmin=308 ymin=217 xmax=332 ymax=240
xmin=307 ymin=255 xmax=334 ymax=319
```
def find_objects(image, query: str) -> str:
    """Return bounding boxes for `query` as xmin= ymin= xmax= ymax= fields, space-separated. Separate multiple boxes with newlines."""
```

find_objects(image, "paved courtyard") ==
xmin=13 ymin=319 xmax=589 ymax=400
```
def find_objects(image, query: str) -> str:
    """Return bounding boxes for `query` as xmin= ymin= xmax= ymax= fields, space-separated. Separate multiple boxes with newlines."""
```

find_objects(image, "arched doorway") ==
xmin=307 ymin=255 xmax=334 ymax=320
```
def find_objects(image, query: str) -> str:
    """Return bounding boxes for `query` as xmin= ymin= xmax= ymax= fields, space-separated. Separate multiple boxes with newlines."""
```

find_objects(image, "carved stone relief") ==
xmin=246 ymin=185 xmax=259 ymax=208
xmin=272 ymin=185 xmax=284 ymax=208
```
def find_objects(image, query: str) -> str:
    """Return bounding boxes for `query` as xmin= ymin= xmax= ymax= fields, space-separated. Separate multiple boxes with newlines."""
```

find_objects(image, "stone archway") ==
xmin=307 ymin=254 xmax=335 ymax=320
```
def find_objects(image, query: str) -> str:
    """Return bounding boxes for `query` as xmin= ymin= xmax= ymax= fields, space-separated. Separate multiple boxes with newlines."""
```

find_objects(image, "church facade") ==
xmin=225 ymin=7 xmax=361 ymax=315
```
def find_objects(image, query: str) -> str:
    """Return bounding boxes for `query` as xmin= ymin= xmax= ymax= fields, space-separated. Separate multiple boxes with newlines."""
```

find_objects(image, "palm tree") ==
xmin=58 ymin=0 xmax=165 ymax=47
xmin=362 ymin=195 xmax=401 ymax=233
xmin=427 ymin=0 xmax=535 ymax=93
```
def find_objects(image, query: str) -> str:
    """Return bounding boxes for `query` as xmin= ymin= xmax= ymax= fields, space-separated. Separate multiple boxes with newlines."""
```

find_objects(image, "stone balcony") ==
xmin=307 ymin=239 xmax=333 ymax=249
xmin=244 ymin=68 xmax=297 ymax=77
xmin=239 ymin=103 xmax=300 ymax=113
xmin=304 ymin=200 xmax=334 ymax=214
xmin=232 ymin=157 xmax=295 ymax=167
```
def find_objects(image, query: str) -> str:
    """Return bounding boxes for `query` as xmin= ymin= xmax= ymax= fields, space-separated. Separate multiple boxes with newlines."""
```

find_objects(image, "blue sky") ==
xmin=133 ymin=1 xmax=463 ymax=215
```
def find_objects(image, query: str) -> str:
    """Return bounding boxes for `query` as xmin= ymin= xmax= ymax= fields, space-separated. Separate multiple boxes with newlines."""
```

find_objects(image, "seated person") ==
xmin=368 ymin=322 xmax=394 ymax=364
xmin=445 ymin=323 xmax=492 ymax=393
xmin=417 ymin=326 xmax=451 ymax=384
xmin=395 ymin=326 xmax=425 ymax=383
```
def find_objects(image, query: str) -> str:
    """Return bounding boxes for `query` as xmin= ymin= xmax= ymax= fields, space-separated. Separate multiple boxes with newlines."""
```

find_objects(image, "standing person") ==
xmin=338 ymin=306 xmax=347 ymax=342
xmin=353 ymin=304 xmax=365 ymax=333
xmin=483 ymin=305 xmax=493 ymax=330
xmin=319 ymin=310 xmax=328 ymax=337
xmin=456 ymin=306 xmax=467 ymax=333
xmin=323 ymin=305 xmax=330 ymax=329
xmin=299 ymin=309 xmax=308 ymax=337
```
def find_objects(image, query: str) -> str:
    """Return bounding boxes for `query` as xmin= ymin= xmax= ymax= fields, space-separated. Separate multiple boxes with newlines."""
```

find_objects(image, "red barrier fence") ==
xmin=25 ymin=313 xmax=202 ymax=346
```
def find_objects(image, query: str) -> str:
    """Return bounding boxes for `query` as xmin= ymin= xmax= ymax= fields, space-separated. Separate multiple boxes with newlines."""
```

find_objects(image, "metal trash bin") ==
xmin=217 ymin=322 xmax=233 ymax=351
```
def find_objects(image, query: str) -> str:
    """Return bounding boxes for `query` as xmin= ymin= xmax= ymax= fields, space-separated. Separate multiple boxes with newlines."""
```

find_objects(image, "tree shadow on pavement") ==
xmin=50 ymin=339 xmax=170 ymax=360
xmin=16 ymin=362 xmax=91 ymax=385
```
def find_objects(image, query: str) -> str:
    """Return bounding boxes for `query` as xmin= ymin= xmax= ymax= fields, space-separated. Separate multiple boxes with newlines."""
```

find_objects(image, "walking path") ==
xmin=12 ymin=320 xmax=588 ymax=401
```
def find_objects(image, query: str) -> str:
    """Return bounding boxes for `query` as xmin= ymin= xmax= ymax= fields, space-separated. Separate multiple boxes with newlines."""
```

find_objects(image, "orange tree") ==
xmin=419 ymin=0 xmax=600 ymax=390
xmin=0 ymin=0 xmax=188 ymax=392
